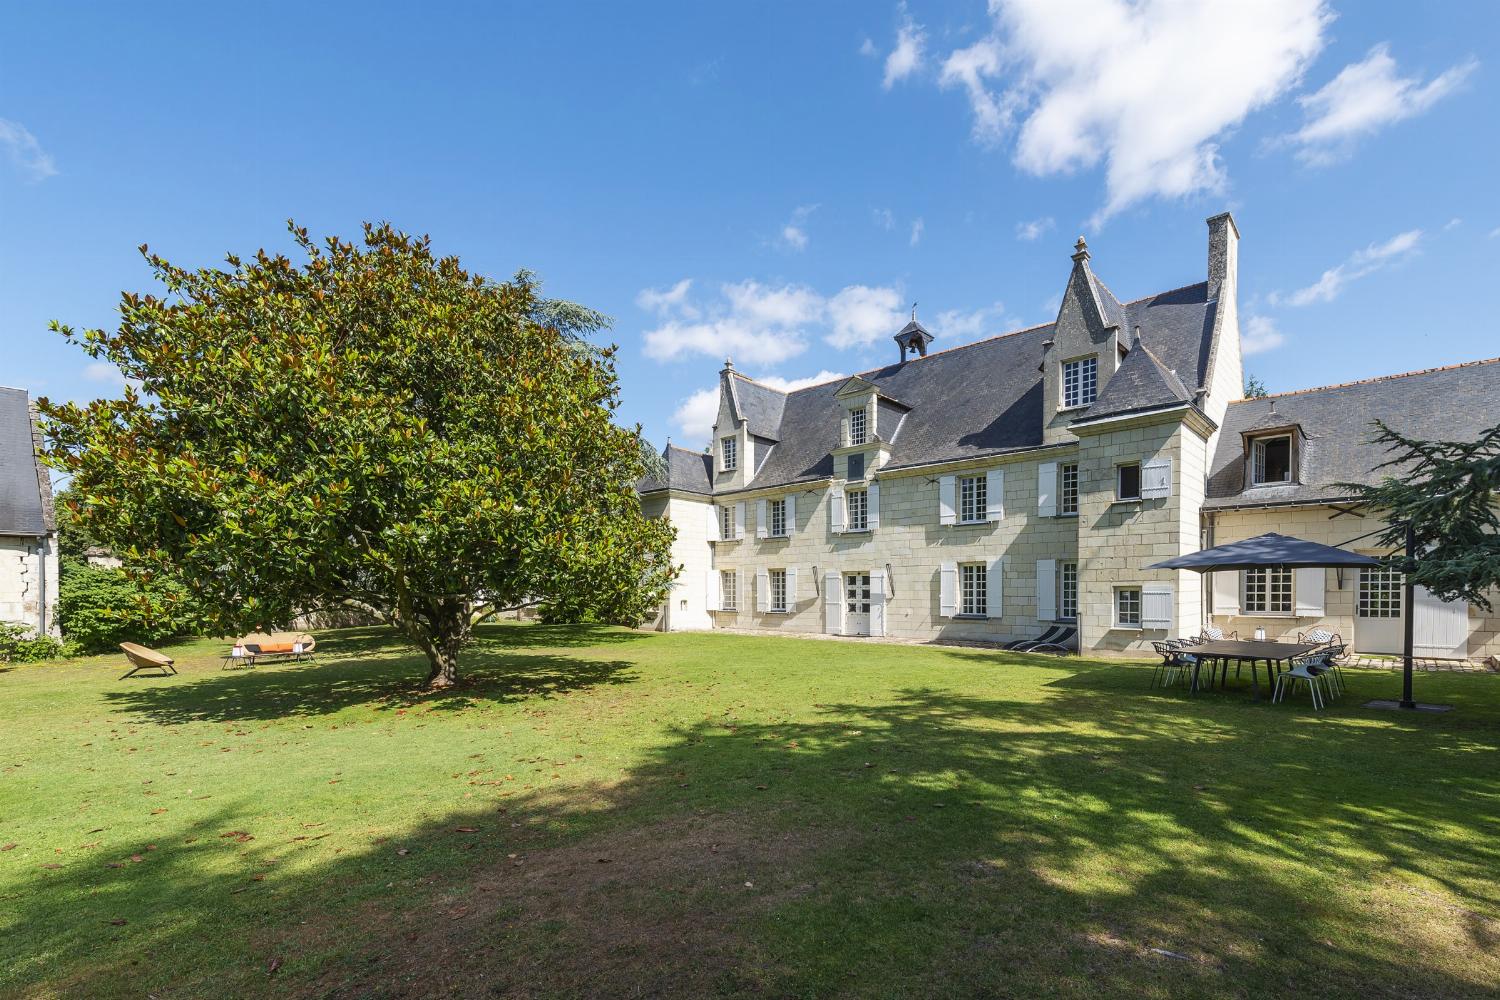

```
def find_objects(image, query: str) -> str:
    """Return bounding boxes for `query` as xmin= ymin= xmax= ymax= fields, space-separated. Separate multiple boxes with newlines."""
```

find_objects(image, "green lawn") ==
xmin=4 ymin=625 xmax=1499 ymax=998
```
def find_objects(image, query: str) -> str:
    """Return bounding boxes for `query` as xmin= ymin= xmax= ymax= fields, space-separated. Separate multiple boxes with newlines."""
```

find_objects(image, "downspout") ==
xmin=35 ymin=536 xmax=47 ymax=637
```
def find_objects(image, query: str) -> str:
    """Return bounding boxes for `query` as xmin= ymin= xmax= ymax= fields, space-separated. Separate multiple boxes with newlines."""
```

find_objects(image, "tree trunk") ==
xmin=418 ymin=599 xmax=470 ymax=690
xmin=423 ymin=643 xmax=460 ymax=689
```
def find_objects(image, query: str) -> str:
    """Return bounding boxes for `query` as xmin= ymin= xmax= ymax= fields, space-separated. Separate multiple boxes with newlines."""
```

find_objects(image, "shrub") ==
xmin=56 ymin=559 xmax=195 ymax=654
xmin=0 ymin=622 xmax=64 ymax=662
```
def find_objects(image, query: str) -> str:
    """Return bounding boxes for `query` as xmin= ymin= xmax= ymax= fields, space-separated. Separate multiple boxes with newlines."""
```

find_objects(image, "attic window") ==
xmin=849 ymin=407 xmax=868 ymax=446
xmin=1062 ymin=357 xmax=1097 ymax=409
xmin=1251 ymin=435 xmax=1292 ymax=486
xmin=721 ymin=436 xmax=738 ymax=472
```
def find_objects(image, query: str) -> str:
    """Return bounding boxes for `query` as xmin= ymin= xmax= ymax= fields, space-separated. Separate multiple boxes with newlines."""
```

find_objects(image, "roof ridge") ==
xmin=1136 ymin=341 xmax=1191 ymax=398
xmin=727 ymin=371 xmax=789 ymax=393
xmin=1232 ymin=356 xmax=1500 ymax=403
xmin=1121 ymin=279 xmax=1208 ymax=306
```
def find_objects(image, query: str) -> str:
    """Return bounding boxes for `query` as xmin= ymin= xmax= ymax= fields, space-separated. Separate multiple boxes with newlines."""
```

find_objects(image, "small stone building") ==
xmin=636 ymin=214 xmax=1500 ymax=662
xmin=0 ymin=387 xmax=58 ymax=637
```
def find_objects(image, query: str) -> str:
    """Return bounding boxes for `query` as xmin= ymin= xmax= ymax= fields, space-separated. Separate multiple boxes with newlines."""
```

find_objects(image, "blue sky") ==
xmin=3 ymin=2 xmax=1496 ymax=451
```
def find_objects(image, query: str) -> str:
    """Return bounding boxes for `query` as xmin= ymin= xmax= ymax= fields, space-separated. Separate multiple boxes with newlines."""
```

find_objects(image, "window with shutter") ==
xmin=939 ymin=562 xmax=959 ymax=618
xmin=719 ymin=571 xmax=737 ymax=611
xmin=938 ymin=476 xmax=957 ymax=526
xmin=1141 ymin=458 xmax=1172 ymax=499
xmin=1115 ymin=587 xmax=1142 ymax=627
xmin=958 ymin=475 xmax=986 ymax=523
xmin=1142 ymin=583 xmax=1173 ymax=630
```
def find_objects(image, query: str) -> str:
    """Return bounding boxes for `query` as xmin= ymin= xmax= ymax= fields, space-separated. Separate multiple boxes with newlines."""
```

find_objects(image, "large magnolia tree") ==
xmin=41 ymin=223 xmax=675 ymax=687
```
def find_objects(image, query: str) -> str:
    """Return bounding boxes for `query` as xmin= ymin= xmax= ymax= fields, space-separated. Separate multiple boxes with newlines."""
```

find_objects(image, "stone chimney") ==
xmin=1206 ymin=212 xmax=1239 ymax=304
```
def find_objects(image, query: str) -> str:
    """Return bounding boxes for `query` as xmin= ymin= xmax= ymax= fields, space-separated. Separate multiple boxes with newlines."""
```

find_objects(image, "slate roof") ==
xmin=1204 ymin=358 xmax=1500 ymax=509
xmin=1080 ymin=340 xmax=1192 ymax=422
xmin=728 ymin=374 xmax=786 ymax=441
xmin=703 ymin=280 xmax=1219 ymax=493
xmin=0 ymin=388 xmax=53 ymax=537
xmin=637 ymin=444 xmax=714 ymax=496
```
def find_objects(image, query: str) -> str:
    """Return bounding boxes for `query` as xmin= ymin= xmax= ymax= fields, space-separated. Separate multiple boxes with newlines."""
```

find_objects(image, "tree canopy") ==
xmin=1344 ymin=420 xmax=1500 ymax=611
xmin=40 ymin=223 xmax=676 ymax=686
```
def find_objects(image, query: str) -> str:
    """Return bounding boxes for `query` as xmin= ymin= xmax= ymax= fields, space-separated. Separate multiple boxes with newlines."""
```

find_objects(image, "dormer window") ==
xmin=849 ymin=407 xmax=868 ymax=446
xmin=1062 ymin=357 xmax=1097 ymax=409
xmin=1251 ymin=435 xmax=1292 ymax=486
xmin=721 ymin=436 xmax=738 ymax=472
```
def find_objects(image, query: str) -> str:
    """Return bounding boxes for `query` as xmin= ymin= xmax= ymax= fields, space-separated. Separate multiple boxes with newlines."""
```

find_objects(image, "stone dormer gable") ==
xmin=1076 ymin=332 xmax=1194 ymax=424
xmin=1041 ymin=237 xmax=1129 ymax=443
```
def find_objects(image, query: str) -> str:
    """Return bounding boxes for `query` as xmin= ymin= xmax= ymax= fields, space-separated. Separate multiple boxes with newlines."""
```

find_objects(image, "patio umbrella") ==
xmin=1149 ymin=531 xmax=1438 ymax=712
xmin=1147 ymin=532 xmax=1382 ymax=572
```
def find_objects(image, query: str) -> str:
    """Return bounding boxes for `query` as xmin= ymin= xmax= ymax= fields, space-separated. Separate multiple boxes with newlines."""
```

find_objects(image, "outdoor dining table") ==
xmin=1185 ymin=639 xmax=1323 ymax=699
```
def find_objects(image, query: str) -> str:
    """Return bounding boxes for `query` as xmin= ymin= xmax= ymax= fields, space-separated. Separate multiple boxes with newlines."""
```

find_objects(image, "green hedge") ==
xmin=56 ymin=559 xmax=197 ymax=654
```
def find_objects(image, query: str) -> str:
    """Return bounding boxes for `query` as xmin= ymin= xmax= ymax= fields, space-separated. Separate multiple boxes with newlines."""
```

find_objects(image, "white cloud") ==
xmin=1271 ymin=229 xmax=1423 ymax=307
xmin=779 ymin=204 xmax=817 ymax=251
xmin=83 ymin=361 xmax=119 ymax=382
xmin=873 ymin=207 xmax=895 ymax=230
xmin=909 ymin=217 xmax=925 ymax=247
xmin=1285 ymin=45 xmax=1477 ymax=165
xmin=1444 ymin=217 xmax=1462 ymax=231
xmin=670 ymin=388 xmax=721 ymax=444
xmin=934 ymin=302 xmax=1007 ymax=341
xmin=826 ymin=285 xmax=907 ymax=350
xmin=883 ymin=9 xmax=926 ymax=89
xmin=641 ymin=279 xmax=903 ymax=363
xmin=0 ymin=118 xmax=57 ymax=181
xmin=937 ymin=0 xmax=1330 ymax=221
xmin=1015 ymin=216 xmax=1054 ymax=241
xmin=1490 ymin=227 xmax=1500 ymax=240
xmin=1241 ymin=315 xmax=1286 ymax=355
xmin=752 ymin=369 xmax=847 ymax=393
xmin=635 ymin=278 xmax=696 ymax=317
xmin=860 ymin=36 xmax=878 ymax=58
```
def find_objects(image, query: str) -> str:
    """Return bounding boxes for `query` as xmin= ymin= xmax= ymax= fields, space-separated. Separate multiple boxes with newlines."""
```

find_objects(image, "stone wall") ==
xmin=0 ymin=534 xmax=59 ymax=637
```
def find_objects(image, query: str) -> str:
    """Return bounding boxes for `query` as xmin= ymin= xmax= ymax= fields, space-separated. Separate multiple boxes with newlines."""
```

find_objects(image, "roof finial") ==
xmin=911 ymin=301 xmax=918 ymax=321
xmin=723 ymin=356 xmax=734 ymax=371
xmin=1072 ymin=236 xmax=1090 ymax=263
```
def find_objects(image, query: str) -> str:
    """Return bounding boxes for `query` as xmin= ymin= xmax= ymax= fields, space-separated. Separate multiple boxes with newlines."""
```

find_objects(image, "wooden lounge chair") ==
xmin=120 ymin=642 xmax=177 ymax=680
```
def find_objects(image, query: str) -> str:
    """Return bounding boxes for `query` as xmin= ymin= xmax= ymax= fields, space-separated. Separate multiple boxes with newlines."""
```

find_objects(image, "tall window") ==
xmin=719 ymin=504 xmax=734 ymax=541
xmin=720 ymin=570 xmax=738 ymax=611
xmin=847 ymin=452 xmax=866 ymax=481
xmin=769 ymin=569 xmax=788 ymax=612
xmin=1244 ymin=567 xmax=1292 ymax=614
xmin=846 ymin=488 xmax=869 ymax=531
xmin=958 ymin=474 xmax=987 ymax=523
xmin=849 ymin=407 xmax=868 ymax=446
xmin=1358 ymin=567 xmax=1402 ymax=618
xmin=721 ymin=436 xmax=738 ymax=472
xmin=1062 ymin=357 xmax=1098 ymax=408
xmin=1060 ymin=463 xmax=1080 ymax=515
xmin=1251 ymin=435 xmax=1292 ymax=485
xmin=1116 ymin=463 xmax=1141 ymax=501
xmin=1059 ymin=562 xmax=1078 ymax=621
xmin=769 ymin=498 xmax=788 ymax=537
xmin=960 ymin=563 xmax=988 ymax=617
xmin=1115 ymin=587 xmax=1141 ymax=627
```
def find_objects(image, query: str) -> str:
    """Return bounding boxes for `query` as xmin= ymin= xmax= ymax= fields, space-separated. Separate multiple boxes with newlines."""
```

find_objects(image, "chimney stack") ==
xmin=1206 ymin=212 xmax=1239 ymax=304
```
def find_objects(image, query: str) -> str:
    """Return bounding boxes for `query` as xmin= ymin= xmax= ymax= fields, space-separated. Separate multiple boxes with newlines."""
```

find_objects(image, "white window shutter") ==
xmin=986 ymin=469 xmax=1005 ymax=521
xmin=1211 ymin=571 xmax=1240 ymax=616
xmin=706 ymin=503 xmax=718 ymax=539
xmin=938 ymin=475 xmax=956 ymax=526
xmin=987 ymin=557 xmax=1004 ymax=618
xmin=1142 ymin=458 xmax=1173 ymax=499
xmin=756 ymin=499 xmax=768 ymax=539
xmin=705 ymin=570 xmax=720 ymax=612
xmin=823 ymin=571 xmax=843 ymax=634
xmin=1038 ymin=463 xmax=1057 ymax=517
xmin=1037 ymin=559 xmax=1057 ymax=621
xmin=868 ymin=482 xmax=881 ymax=530
xmin=733 ymin=502 xmax=746 ymax=540
xmin=870 ymin=568 xmax=887 ymax=636
xmin=939 ymin=562 xmax=958 ymax=618
xmin=1294 ymin=568 xmax=1325 ymax=617
xmin=756 ymin=568 xmax=770 ymax=613
xmin=830 ymin=486 xmax=845 ymax=534
xmin=1143 ymin=583 xmax=1174 ymax=630
xmin=785 ymin=567 xmax=799 ymax=607
xmin=785 ymin=494 xmax=796 ymax=535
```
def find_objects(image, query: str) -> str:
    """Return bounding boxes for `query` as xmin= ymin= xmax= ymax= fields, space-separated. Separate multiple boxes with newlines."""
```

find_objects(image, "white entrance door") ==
xmin=844 ymin=572 xmax=871 ymax=636
xmin=1414 ymin=587 xmax=1468 ymax=660
xmin=1356 ymin=567 xmax=1470 ymax=659
xmin=1356 ymin=566 xmax=1403 ymax=654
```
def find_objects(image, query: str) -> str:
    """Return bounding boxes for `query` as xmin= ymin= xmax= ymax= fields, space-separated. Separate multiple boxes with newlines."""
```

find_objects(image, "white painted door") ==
xmin=844 ymin=572 xmax=871 ymax=636
xmin=1413 ymin=587 xmax=1468 ymax=660
xmin=1356 ymin=566 xmax=1404 ymax=654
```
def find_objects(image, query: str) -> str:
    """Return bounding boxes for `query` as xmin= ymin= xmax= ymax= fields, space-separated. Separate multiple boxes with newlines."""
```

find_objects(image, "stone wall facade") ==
xmin=0 ymin=534 xmax=59 ymax=637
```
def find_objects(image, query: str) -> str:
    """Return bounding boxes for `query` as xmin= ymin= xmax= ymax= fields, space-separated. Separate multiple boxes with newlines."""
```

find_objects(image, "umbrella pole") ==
xmin=1401 ymin=521 xmax=1416 ymax=710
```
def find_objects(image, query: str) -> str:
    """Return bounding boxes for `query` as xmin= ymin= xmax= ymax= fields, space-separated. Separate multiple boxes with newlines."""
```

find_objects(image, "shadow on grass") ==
xmin=13 ymin=645 xmax=1500 ymax=998
xmin=100 ymin=624 xmax=648 ymax=725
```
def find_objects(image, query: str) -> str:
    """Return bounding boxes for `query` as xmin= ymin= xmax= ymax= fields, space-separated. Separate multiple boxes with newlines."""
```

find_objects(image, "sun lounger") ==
xmin=119 ymin=642 xmax=177 ymax=680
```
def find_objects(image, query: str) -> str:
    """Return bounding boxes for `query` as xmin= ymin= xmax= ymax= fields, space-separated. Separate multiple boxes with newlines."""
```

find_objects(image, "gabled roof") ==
xmin=637 ymin=444 xmax=713 ymax=496
xmin=0 ymin=388 xmax=53 ymax=537
xmin=727 ymin=374 xmax=786 ymax=441
xmin=1205 ymin=357 xmax=1500 ymax=509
